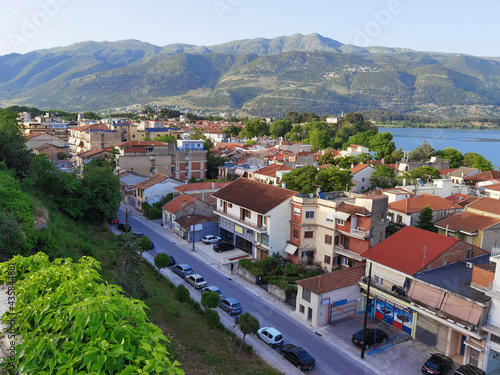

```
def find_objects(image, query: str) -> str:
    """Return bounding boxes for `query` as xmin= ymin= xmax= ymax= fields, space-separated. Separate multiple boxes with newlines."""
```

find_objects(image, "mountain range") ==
xmin=2 ymin=33 xmax=500 ymax=118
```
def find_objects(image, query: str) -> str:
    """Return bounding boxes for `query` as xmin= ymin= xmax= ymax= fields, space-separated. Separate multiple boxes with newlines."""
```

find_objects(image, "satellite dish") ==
xmin=309 ymin=193 xmax=314 ymax=198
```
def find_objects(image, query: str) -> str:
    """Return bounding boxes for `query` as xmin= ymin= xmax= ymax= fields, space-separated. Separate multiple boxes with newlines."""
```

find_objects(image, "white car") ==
xmin=202 ymin=235 xmax=221 ymax=244
xmin=186 ymin=274 xmax=207 ymax=289
xmin=257 ymin=327 xmax=284 ymax=348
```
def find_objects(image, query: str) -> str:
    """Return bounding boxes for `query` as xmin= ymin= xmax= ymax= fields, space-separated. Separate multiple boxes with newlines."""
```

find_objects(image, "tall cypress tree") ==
xmin=416 ymin=204 xmax=436 ymax=232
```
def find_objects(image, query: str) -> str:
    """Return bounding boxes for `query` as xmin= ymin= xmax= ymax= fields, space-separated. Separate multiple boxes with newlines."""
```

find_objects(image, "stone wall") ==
xmin=237 ymin=267 xmax=258 ymax=284
xmin=268 ymin=284 xmax=287 ymax=302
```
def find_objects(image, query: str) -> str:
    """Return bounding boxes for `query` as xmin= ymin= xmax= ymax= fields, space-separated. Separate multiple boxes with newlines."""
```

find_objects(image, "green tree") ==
xmin=238 ymin=313 xmax=260 ymax=353
xmin=270 ymin=119 xmax=292 ymax=138
xmin=307 ymin=128 xmax=331 ymax=151
xmin=138 ymin=236 xmax=153 ymax=254
xmin=245 ymin=140 xmax=257 ymax=146
xmin=239 ymin=119 xmax=270 ymax=139
xmin=82 ymin=159 xmax=121 ymax=222
xmin=201 ymin=291 xmax=221 ymax=310
xmin=0 ymin=109 xmax=32 ymax=177
xmin=155 ymin=134 xmax=177 ymax=144
xmin=391 ymin=148 xmax=405 ymax=162
xmin=462 ymin=152 xmax=494 ymax=171
xmin=317 ymin=148 xmax=337 ymax=165
xmin=222 ymin=124 xmax=241 ymax=138
xmin=174 ymin=284 xmax=191 ymax=317
xmin=345 ymin=130 xmax=376 ymax=149
xmin=436 ymin=147 xmax=463 ymax=168
xmin=409 ymin=140 xmax=436 ymax=161
xmin=206 ymin=150 xmax=228 ymax=180
xmin=336 ymin=156 xmax=359 ymax=169
xmin=369 ymin=132 xmax=395 ymax=159
xmin=0 ymin=210 xmax=28 ymax=260
xmin=118 ymin=234 xmax=148 ymax=298
xmin=370 ymin=165 xmax=397 ymax=188
xmin=316 ymin=167 xmax=353 ymax=192
xmin=154 ymin=252 xmax=171 ymax=274
xmin=205 ymin=308 xmax=220 ymax=345
xmin=284 ymin=111 xmax=299 ymax=124
xmin=416 ymin=205 xmax=436 ymax=232
xmin=281 ymin=166 xmax=318 ymax=194
xmin=83 ymin=111 xmax=101 ymax=120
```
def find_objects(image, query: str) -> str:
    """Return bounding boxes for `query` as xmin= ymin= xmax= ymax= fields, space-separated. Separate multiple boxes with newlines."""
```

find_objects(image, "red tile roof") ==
xmin=71 ymin=123 xmax=109 ymax=131
xmin=135 ymin=174 xmax=168 ymax=190
xmin=254 ymin=164 xmax=292 ymax=177
xmin=212 ymin=178 xmax=297 ymax=214
xmin=362 ymin=226 xmax=460 ymax=275
xmin=466 ymin=170 xmax=500 ymax=182
xmin=435 ymin=211 xmax=500 ymax=233
xmin=350 ymin=163 xmax=372 ymax=175
xmin=466 ymin=197 xmax=500 ymax=216
xmin=445 ymin=193 xmax=475 ymax=204
xmin=296 ymin=266 xmax=366 ymax=294
xmin=388 ymin=194 xmax=462 ymax=214
xmin=76 ymin=148 xmax=111 ymax=158
xmin=337 ymin=203 xmax=371 ymax=216
xmin=484 ymin=183 xmax=500 ymax=192
xmin=161 ymin=194 xmax=196 ymax=213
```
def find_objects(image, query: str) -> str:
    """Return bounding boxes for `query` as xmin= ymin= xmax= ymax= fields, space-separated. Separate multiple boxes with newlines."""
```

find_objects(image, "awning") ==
xmin=234 ymin=169 xmax=246 ymax=176
xmin=335 ymin=212 xmax=351 ymax=221
xmin=284 ymin=243 xmax=298 ymax=255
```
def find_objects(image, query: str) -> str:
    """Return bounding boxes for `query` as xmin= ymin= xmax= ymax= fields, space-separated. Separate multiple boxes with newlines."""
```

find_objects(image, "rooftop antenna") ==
xmin=421 ymin=245 xmax=427 ymax=272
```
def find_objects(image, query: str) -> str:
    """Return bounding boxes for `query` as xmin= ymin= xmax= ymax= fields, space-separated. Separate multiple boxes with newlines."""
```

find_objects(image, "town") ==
xmin=1 ymin=106 xmax=497 ymax=374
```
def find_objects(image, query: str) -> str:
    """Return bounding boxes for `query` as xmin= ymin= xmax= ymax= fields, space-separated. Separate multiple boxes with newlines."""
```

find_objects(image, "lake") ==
xmin=378 ymin=127 xmax=500 ymax=168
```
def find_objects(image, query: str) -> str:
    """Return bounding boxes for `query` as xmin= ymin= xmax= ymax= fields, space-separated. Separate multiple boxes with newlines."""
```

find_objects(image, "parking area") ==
xmin=195 ymin=241 xmax=251 ymax=265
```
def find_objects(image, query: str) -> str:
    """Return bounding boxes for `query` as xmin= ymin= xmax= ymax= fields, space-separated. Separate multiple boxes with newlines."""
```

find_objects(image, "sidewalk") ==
xmin=121 ymin=204 xmax=439 ymax=375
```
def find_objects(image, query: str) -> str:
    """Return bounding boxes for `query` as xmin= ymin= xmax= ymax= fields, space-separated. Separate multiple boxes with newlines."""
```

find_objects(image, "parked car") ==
xmin=186 ymin=274 xmax=207 ymax=289
xmin=454 ymin=364 xmax=485 ymax=375
xmin=111 ymin=219 xmax=120 ymax=225
xmin=213 ymin=242 xmax=235 ymax=252
xmin=422 ymin=353 xmax=454 ymax=375
xmin=117 ymin=223 xmax=131 ymax=233
xmin=202 ymin=235 xmax=221 ymax=244
xmin=149 ymin=241 xmax=155 ymax=250
xmin=168 ymin=254 xmax=176 ymax=266
xmin=172 ymin=264 xmax=193 ymax=278
xmin=279 ymin=344 xmax=316 ymax=371
xmin=133 ymin=231 xmax=144 ymax=238
xmin=219 ymin=297 xmax=242 ymax=315
xmin=202 ymin=286 xmax=223 ymax=298
xmin=351 ymin=328 xmax=389 ymax=350
xmin=257 ymin=327 xmax=284 ymax=348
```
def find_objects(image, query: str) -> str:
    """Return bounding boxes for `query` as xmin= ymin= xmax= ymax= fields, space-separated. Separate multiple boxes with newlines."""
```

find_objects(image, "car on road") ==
xmin=279 ymin=344 xmax=316 ymax=371
xmin=117 ymin=223 xmax=132 ymax=233
xmin=219 ymin=297 xmax=242 ymax=315
xmin=351 ymin=328 xmax=389 ymax=350
xmin=133 ymin=231 xmax=144 ymax=238
xmin=454 ymin=364 xmax=485 ymax=375
xmin=149 ymin=241 xmax=155 ymax=250
xmin=422 ymin=353 xmax=453 ymax=375
xmin=213 ymin=242 xmax=235 ymax=252
xmin=257 ymin=327 xmax=284 ymax=348
xmin=168 ymin=254 xmax=176 ymax=266
xmin=172 ymin=264 xmax=193 ymax=278
xmin=186 ymin=274 xmax=207 ymax=289
xmin=111 ymin=219 xmax=120 ymax=225
xmin=201 ymin=286 xmax=223 ymax=298
xmin=202 ymin=235 xmax=221 ymax=244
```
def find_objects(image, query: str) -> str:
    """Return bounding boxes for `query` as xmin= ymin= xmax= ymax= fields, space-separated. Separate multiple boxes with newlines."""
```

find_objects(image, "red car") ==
xmin=112 ymin=219 xmax=120 ymax=225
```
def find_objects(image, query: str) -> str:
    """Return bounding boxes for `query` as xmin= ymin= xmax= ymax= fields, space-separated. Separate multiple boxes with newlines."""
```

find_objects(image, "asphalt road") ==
xmin=118 ymin=207 xmax=375 ymax=374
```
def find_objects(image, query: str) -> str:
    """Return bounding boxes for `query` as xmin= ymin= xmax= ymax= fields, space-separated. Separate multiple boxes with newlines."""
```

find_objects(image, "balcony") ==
xmin=215 ymin=210 xmax=268 ymax=233
xmin=337 ymin=227 xmax=370 ymax=240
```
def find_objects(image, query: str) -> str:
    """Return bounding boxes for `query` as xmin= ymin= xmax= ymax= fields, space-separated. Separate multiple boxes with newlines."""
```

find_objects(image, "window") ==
xmin=341 ymin=257 xmax=351 ymax=267
xmin=302 ymin=288 xmax=311 ymax=303
xmin=304 ymin=231 xmax=313 ymax=238
xmin=305 ymin=210 xmax=315 ymax=219
xmin=361 ymin=177 xmax=365 ymax=182
xmin=292 ymin=229 xmax=299 ymax=239
xmin=324 ymin=255 xmax=331 ymax=264
xmin=325 ymin=234 xmax=332 ymax=244
xmin=326 ymin=213 xmax=334 ymax=223
xmin=293 ymin=207 xmax=301 ymax=216
xmin=299 ymin=304 xmax=305 ymax=313
xmin=228 ymin=203 xmax=232 ymax=208
xmin=336 ymin=218 xmax=344 ymax=226
xmin=374 ymin=275 xmax=384 ymax=285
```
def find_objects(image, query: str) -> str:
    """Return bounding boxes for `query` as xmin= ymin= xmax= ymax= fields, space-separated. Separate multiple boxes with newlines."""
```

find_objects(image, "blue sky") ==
xmin=1 ymin=0 xmax=499 ymax=57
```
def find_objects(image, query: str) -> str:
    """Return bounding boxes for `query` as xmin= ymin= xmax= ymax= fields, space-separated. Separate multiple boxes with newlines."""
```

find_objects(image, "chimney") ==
xmin=212 ymin=181 xmax=215 ymax=189
xmin=183 ymin=200 xmax=187 ymax=207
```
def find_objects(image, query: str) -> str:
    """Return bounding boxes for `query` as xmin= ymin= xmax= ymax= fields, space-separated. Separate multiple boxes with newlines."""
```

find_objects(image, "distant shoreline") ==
xmin=376 ymin=124 xmax=500 ymax=130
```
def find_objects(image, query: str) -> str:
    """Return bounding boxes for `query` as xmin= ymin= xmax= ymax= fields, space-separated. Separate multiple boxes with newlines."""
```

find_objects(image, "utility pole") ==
xmin=125 ymin=208 xmax=129 ymax=235
xmin=361 ymin=262 xmax=372 ymax=359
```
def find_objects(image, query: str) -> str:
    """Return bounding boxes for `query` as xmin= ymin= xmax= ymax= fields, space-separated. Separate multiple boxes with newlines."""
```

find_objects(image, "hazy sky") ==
xmin=1 ymin=0 xmax=499 ymax=57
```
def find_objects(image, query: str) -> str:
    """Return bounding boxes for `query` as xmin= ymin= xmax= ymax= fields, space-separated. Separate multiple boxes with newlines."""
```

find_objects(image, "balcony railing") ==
xmin=215 ymin=210 xmax=267 ymax=233
xmin=350 ymin=228 xmax=370 ymax=239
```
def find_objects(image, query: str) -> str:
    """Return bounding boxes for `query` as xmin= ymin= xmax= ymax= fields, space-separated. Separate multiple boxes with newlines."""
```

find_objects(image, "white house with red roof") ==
xmin=350 ymin=164 xmax=375 ymax=193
